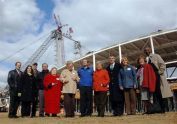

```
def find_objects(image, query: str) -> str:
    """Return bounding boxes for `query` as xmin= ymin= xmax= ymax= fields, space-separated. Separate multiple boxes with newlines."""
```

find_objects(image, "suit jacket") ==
xmin=106 ymin=63 xmax=124 ymax=101
xmin=106 ymin=63 xmax=122 ymax=85
xmin=7 ymin=69 xmax=22 ymax=95
xmin=149 ymin=53 xmax=172 ymax=98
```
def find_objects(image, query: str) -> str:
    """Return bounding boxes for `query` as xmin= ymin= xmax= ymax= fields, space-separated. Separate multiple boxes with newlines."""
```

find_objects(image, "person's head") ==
xmin=96 ymin=61 xmax=103 ymax=70
xmin=42 ymin=63 xmax=48 ymax=71
xmin=15 ymin=61 xmax=21 ymax=70
xmin=24 ymin=65 xmax=33 ymax=75
xmin=144 ymin=47 xmax=152 ymax=56
xmin=32 ymin=63 xmax=38 ymax=70
xmin=137 ymin=55 xmax=146 ymax=65
xmin=50 ymin=67 xmax=57 ymax=75
xmin=121 ymin=57 xmax=128 ymax=66
xmin=66 ymin=61 xmax=74 ymax=71
xmin=109 ymin=55 xmax=116 ymax=64
xmin=82 ymin=59 xmax=88 ymax=67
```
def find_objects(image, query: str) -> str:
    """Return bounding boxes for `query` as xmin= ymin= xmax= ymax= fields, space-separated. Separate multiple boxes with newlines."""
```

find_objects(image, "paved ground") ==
xmin=0 ymin=112 xmax=177 ymax=124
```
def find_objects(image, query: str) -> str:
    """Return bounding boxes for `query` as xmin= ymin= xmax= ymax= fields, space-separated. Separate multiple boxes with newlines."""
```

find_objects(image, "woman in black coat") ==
xmin=20 ymin=65 xmax=37 ymax=117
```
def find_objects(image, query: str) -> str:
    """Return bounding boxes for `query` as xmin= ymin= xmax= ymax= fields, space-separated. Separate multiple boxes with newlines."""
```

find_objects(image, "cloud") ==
xmin=0 ymin=24 xmax=57 ymax=86
xmin=0 ymin=0 xmax=43 ymax=40
xmin=0 ymin=0 xmax=56 ymax=86
xmin=1 ymin=0 xmax=177 ymax=87
xmin=53 ymin=0 xmax=177 ymax=57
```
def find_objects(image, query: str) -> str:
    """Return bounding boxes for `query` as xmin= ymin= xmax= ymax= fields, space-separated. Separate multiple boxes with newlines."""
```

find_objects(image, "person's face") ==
xmin=27 ymin=66 xmax=32 ymax=73
xmin=82 ymin=60 xmax=88 ymax=67
xmin=67 ymin=63 xmax=73 ymax=71
xmin=32 ymin=65 xmax=37 ymax=70
xmin=16 ymin=63 xmax=21 ymax=70
xmin=42 ymin=64 xmax=48 ymax=70
xmin=144 ymin=48 xmax=151 ymax=56
xmin=96 ymin=63 xmax=102 ymax=70
xmin=139 ymin=58 xmax=145 ymax=65
xmin=51 ymin=68 xmax=57 ymax=75
xmin=109 ymin=56 xmax=115 ymax=64
xmin=122 ymin=59 xmax=128 ymax=66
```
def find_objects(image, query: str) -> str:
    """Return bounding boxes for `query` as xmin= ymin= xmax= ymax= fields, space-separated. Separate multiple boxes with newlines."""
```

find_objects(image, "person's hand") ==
xmin=18 ymin=93 xmax=21 ymax=97
xmin=71 ymin=75 xmax=77 ymax=81
xmin=158 ymin=70 xmax=164 ymax=75
xmin=101 ymin=83 xmax=107 ymax=87
xmin=48 ymin=83 xmax=53 ymax=89
xmin=120 ymin=86 xmax=124 ymax=90
xmin=134 ymin=85 xmax=136 ymax=89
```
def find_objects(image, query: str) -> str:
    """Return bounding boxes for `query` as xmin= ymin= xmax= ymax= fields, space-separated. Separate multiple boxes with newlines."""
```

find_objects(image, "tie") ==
xmin=17 ymin=69 xmax=21 ymax=76
xmin=148 ymin=57 xmax=152 ymax=64
xmin=146 ymin=57 xmax=151 ymax=64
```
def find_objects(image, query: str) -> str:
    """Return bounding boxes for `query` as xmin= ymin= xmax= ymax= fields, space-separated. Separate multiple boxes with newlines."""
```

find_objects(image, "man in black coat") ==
xmin=7 ymin=62 xmax=22 ymax=118
xmin=106 ymin=55 xmax=124 ymax=116
xmin=37 ymin=63 xmax=49 ymax=117
xmin=31 ymin=63 xmax=39 ymax=117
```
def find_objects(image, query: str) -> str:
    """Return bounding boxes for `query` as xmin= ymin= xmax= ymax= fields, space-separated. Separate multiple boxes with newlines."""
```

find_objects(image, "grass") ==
xmin=0 ymin=112 xmax=177 ymax=124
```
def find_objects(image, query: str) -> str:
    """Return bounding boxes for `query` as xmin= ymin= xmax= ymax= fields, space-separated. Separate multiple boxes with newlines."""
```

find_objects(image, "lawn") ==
xmin=0 ymin=112 xmax=177 ymax=124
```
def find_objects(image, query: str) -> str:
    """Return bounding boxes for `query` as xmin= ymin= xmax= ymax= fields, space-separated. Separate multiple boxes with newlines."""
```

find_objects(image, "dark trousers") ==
xmin=109 ymin=83 xmax=125 ymax=115
xmin=153 ymin=72 xmax=165 ymax=112
xmin=21 ymin=101 xmax=31 ymax=117
xmin=94 ymin=91 xmax=107 ymax=117
xmin=124 ymin=88 xmax=136 ymax=115
xmin=111 ymin=100 xmax=124 ymax=116
xmin=31 ymin=97 xmax=37 ymax=116
xmin=8 ymin=91 xmax=20 ymax=117
xmin=80 ymin=86 xmax=93 ymax=116
xmin=64 ymin=93 xmax=75 ymax=117
xmin=150 ymin=63 xmax=165 ymax=112
xmin=110 ymin=88 xmax=124 ymax=116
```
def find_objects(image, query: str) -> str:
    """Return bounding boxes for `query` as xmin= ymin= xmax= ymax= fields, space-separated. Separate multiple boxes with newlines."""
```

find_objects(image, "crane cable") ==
xmin=0 ymin=31 xmax=51 ymax=63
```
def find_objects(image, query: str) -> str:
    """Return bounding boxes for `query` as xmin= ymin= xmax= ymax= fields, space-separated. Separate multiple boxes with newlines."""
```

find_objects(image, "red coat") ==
xmin=93 ymin=69 xmax=110 ymax=91
xmin=44 ymin=74 xmax=62 ymax=114
xmin=142 ymin=64 xmax=156 ymax=93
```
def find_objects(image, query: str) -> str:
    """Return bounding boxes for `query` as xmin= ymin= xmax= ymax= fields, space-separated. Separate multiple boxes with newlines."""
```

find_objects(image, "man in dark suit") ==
xmin=106 ymin=55 xmax=124 ymax=116
xmin=7 ymin=61 xmax=22 ymax=118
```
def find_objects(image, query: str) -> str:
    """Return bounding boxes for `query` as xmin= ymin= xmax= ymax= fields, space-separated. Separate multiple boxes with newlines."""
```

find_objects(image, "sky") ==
xmin=0 ymin=0 xmax=177 ymax=87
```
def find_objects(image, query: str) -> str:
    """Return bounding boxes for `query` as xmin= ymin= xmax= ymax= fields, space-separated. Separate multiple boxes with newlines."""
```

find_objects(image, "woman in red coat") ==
xmin=93 ymin=61 xmax=110 ymax=117
xmin=137 ymin=55 xmax=156 ymax=114
xmin=44 ymin=67 xmax=62 ymax=117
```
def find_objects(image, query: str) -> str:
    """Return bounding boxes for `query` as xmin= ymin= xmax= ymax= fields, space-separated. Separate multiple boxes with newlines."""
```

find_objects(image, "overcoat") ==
xmin=149 ymin=53 xmax=173 ymax=98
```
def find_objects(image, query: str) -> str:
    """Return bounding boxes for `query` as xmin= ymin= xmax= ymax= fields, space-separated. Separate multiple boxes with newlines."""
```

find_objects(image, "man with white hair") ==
xmin=144 ymin=47 xmax=172 ymax=113
xmin=60 ymin=61 xmax=80 ymax=117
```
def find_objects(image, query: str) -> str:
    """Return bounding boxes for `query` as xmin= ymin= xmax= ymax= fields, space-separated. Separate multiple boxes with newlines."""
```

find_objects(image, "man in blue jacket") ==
xmin=78 ymin=59 xmax=93 ymax=117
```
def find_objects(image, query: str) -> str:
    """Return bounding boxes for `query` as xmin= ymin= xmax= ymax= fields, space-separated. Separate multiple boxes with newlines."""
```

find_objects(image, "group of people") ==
xmin=7 ymin=47 xmax=172 ymax=118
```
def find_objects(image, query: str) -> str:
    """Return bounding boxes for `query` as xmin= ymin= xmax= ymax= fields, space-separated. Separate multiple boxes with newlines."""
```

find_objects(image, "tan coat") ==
xmin=60 ymin=69 xmax=80 ymax=94
xmin=149 ymin=53 xmax=173 ymax=98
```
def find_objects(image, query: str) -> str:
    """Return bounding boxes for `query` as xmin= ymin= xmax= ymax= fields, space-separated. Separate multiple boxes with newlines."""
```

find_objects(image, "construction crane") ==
xmin=21 ymin=31 xmax=57 ymax=70
xmin=21 ymin=13 xmax=82 ymax=70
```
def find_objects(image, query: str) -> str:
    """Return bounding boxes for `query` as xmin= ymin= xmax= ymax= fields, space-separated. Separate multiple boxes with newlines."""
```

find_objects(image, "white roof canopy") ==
xmin=59 ymin=28 xmax=177 ymax=72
